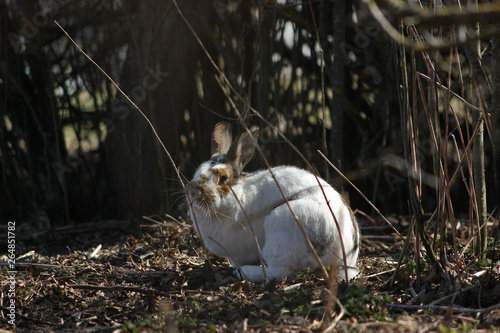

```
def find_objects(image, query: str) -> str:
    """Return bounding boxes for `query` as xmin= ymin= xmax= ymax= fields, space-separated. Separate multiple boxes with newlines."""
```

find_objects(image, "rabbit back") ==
xmin=235 ymin=166 xmax=359 ymax=281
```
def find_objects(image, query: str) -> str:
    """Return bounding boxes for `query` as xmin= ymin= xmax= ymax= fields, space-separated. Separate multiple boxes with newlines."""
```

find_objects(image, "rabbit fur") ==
xmin=186 ymin=122 xmax=360 ymax=282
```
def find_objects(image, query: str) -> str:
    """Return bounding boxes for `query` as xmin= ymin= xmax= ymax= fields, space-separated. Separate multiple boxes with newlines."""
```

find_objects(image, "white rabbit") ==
xmin=186 ymin=122 xmax=360 ymax=282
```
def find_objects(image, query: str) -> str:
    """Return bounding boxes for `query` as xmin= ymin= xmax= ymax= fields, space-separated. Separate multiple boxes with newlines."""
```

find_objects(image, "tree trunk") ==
xmin=473 ymin=116 xmax=487 ymax=256
xmin=329 ymin=0 xmax=346 ymax=171
xmin=491 ymin=37 xmax=500 ymax=231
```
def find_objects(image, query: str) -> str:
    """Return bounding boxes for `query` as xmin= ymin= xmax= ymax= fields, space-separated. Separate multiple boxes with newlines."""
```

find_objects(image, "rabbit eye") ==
xmin=218 ymin=175 xmax=228 ymax=185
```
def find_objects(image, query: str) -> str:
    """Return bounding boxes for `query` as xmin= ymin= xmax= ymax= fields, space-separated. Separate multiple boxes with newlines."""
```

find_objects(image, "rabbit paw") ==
xmin=337 ymin=266 xmax=360 ymax=281
xmin=233 ymin=265 xmax=268 ymax=282
xmin=234 ymin=265 xmax=290 ymax=282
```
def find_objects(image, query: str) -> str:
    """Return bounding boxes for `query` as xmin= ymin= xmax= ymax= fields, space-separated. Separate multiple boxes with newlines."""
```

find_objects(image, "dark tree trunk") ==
xmin=491 ymin=37 xmax=500 ymax=226
xmin=329 ymin=0 xmax=346 ymax=170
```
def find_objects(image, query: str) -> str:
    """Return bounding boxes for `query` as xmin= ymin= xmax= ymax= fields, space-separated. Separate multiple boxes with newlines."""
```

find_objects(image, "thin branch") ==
xmin=0 ymin=262 xmax=64 ymax=270
xmin=323 ymin=296 xmax=345 ymax=333
xmin=398 ymin=2 xmax=500 ymax=27
xmin=386 ymin=302 xmax=500 ymax=314
xmin=228 ymin=186 xmax=267 ymax=281
xmin=416 ymin=72 xmax=483 ymax=113
xmin=318 ymin=150 xmax=403 ymax=240
xmin=0 ymin=305 xmax=55 ymax=326
xmin=68 ymin=284 xmax=174 ymax=297
xmin=362 ymin=0 xmax=500 ymax=50
xmin=314 ymin=173 xmax=349 ymax=281
xmin=214 ymin=74 xmax=329 ymax=281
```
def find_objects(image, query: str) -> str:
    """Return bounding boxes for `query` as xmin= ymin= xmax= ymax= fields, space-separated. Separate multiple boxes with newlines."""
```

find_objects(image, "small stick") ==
xmin=68 ymin=284 xmax=173 ymax=297
xmin=0 ymin=262 xmax=64 ymax=270
xmin=0 ymin=305 xmax=54 ymax=326
xmin=386 ymin=302 xmax=500 ymax=314
xmin=89 ymin=244 xmax=102 ymax=258
xmin=213 ymin=74 xmax=330 ymax=281
xmin=361 ymin=268 xmax=396 ymax=279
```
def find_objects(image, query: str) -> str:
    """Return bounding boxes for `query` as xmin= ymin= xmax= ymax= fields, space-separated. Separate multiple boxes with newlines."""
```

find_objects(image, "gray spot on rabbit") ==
xmin=310 ymin=236 xmax=334 ymax=257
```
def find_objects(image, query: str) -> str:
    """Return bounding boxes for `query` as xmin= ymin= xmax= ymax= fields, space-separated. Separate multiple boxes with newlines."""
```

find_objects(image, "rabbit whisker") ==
xmin=193 ymin=201 xmax=215 ymax=222
xmin=171 ymin=196 xmax=187 ymax=208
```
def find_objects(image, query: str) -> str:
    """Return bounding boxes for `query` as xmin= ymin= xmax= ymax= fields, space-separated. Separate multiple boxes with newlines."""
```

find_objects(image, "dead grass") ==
xmin=1 ymin=216 xmax=499 ymax=332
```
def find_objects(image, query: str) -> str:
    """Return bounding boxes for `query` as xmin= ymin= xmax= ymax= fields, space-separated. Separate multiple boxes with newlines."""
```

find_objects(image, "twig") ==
xmin=212 ymin=74 xmax=330 ymax=281
xmin=361 ymin=268 xmax=396 ymax=279
xmin=429 ymin=284 xmax=480 ymax=306
xmin=386 ymin=302 xmax=500 ymax=314
xmin=314 ymin=173 xmax=349 ymax=282
xmin=363 ymin=0 xmax=500 ymax=50
xmin=318 ymin=150 xmax=403 ymax=240
xmin=362 ymin=235 xmax=402 ymax=240
xmin=68 ymin=284 xmax=172 ymax=297
xmin=228 ymin=186 xmax=267 ymax=282
xmin=67 ymin=284 xmax=220 ymax=298
xmin=141 ymin=215 xmax=165 ymax=224
xmin=323 ymin=296 xmax=345 ymax=333
xmin=400 ymin=2 xmax=500 ymax=27
xmin=89 ymin=244 xmax=102 ymax=258
xmin=387 ymin=219 xmax=415 ymax=288
xmin=416 ymin=72 xmax=483 ymax=113
xmin=0 ymin=305 xmax=55 ymax=326
xmin=0 ymin=262 xmax=65 ymax=270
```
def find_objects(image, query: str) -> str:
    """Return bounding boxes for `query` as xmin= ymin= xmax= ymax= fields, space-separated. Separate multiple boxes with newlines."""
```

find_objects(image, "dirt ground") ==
xmin=1 ymin=215 xmax=500 ymax=332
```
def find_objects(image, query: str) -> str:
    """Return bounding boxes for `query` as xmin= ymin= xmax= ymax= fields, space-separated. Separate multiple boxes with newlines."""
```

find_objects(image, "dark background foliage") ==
xmin=1 ymin=0 xmax=498 ymax=231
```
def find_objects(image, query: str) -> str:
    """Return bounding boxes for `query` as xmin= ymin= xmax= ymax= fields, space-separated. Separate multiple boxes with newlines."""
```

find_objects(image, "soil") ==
xmin=1 ymin=215 xmax=499 ymax=332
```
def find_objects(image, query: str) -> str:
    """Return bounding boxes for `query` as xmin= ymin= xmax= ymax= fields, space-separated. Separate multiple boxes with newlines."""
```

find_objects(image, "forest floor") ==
xmin=1 ymin=215 xmax=500 ymax=332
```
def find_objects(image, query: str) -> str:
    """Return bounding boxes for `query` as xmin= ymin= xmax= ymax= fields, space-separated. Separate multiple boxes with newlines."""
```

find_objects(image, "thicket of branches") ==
xmin=1 ymin=0 xmax=499 ymax=285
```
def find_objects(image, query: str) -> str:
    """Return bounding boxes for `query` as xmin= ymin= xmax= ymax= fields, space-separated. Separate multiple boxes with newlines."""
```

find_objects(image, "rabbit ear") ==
xmin=211 ymin=122 xmax=233 ymax=157
xmin=226 ymin=126 xmax=259 ymax=176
